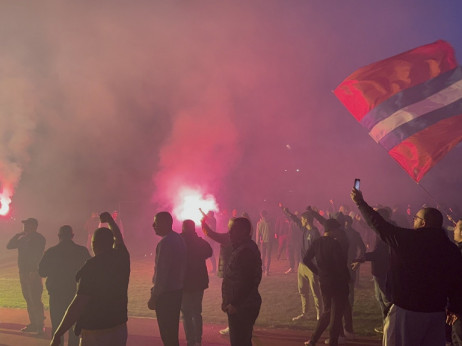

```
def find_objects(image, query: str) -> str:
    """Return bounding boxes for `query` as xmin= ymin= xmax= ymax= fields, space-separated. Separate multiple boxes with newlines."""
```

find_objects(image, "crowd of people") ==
xmin=5 ymin=186 xmax=462 ymax=346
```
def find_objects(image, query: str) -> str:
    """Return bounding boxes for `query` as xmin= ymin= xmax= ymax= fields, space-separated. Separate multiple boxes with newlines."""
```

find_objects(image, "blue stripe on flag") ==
xmin=379 ymin=98 xmax=462 ymax=151
xmin=360 ymin=66 xmax=462 ymax=131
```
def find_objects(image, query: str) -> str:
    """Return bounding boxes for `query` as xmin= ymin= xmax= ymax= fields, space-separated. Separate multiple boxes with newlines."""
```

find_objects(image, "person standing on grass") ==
xmin=50 ymin=212 xmax=130 ymax=346
xmin=279 ymin=203 xmax=323 ymax=322
xmin=201 ymin=216 xmax=234 ymax=336
xmin=351 ymin=188 xmax=462 ymax=346
xmin=39 ymin=225 xmax=90 ymax=346
xmin=256 ymin=210 xmax=274 ymax=276
xmin=148 ymin=211 xmax=187 ymax=346
xmin=181 ymin=219 xmax=213 ymax=346
xmin=303 ymin=218 xmax=350 ymax=346
xmin=7 ymin=217 xmax=46 ymax=335
xmin=222 ymin=217 xmax=262 ymax=346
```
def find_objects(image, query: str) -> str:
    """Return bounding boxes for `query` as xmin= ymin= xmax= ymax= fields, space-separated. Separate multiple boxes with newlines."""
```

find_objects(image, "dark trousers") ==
xmin=156 ymin=289 xmax=182 ymax=346
xmin=309 ymin=284 xmax=348 ymax=346
xmin=228 ymin=306 xmax=260 ymax=346
xmin=453 ymin=318 xmax=462 ymax=345
xmin=49 ymin=291 xmax=79 ymax=346
xmin=181 ymin=290 xmax=204 ymax=346
xmin=19 ymin=271 xmax=45 ymax=328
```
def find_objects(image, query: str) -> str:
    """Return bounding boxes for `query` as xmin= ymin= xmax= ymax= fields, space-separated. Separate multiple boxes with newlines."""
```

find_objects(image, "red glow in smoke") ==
xmin=0 ymin=188 xmax=12 ymax=216
xmin=172 ymin=187 xmax=218 ymax=224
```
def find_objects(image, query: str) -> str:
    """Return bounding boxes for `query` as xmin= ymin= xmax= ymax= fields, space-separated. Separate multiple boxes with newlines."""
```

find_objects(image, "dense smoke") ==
xmin=1 ymin=2 xmax=462 ymax=251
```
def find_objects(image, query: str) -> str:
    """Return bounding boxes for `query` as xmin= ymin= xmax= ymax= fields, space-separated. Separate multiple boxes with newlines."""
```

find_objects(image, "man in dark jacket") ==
xmin=181 ymin=219 xmax=213 ymax=346
xmin=303 ymin=218 xmax=350 ymax=346
xmin=51 ymin=212 xmax=130 ymax=346
xmin=39 ymin=225 xmax=90 ymax=346
xmin=7 ymin=217 xmax=46 ymax=334
xmin=222 ymin=217 xmax=262 ymax=346
xmin=351 ymin=188 xmax=462 ymax=346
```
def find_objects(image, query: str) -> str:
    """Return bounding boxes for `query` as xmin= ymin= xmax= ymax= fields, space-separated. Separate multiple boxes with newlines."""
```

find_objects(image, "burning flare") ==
xmin=172 ymin=186 xmax=218 ymax=224
xmin=0 ymin=188 xmax=12 ymax=216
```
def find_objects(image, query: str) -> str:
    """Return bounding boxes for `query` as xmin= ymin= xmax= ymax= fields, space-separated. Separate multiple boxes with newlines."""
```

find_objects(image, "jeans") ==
xmin=228 ymin=306 xmax=260 ymax=346
xmin=19 ymin=271 xmax=45 ymax=328
xmin=309 ymin=284 xmax=349 ymax=346
xmin=156 ymin=289 xmax=182 ymax=346
xmin=181 ymin=290 xmax=204 ymax=346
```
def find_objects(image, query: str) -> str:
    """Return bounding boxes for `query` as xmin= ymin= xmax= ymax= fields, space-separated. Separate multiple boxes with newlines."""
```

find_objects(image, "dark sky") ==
xmin=1 ymin=1 xmax=462 ymax=245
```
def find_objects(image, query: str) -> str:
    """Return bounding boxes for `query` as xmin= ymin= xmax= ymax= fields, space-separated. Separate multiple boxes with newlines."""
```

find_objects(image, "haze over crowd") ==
xmin=1 ymin=1 xmax=462 ymax=248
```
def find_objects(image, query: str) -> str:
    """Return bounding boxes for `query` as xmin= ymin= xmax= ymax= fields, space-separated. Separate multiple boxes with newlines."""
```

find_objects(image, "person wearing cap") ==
xmin=351 ymin=188 xmax=462 ymax=346
xmin=50 ymin=212 xmax=130 ymax=346
xmin=7 ymin=217 xmax=46 ymax=334
xmin=303 ymin=218 xmax=350 ymax=346
xmin=39 ymin=225 xmax=91 ymax=346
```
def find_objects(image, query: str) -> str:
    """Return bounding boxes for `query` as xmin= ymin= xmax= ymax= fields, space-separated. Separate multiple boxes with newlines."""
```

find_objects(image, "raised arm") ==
xmin=201 ymin=219 xmax=230 ymax=245
xmin=6 ymin=232 xmax=25 ymax=249
xmin=100 ymin=212 xmax=125 ymax=249
xmin=279 ymin=203 xmax=302 ymax=229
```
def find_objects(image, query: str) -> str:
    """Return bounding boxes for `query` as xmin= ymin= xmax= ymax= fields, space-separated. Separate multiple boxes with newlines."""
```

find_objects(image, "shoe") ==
xmin=21 ymin=324 xmax=37 ymax=333
xmin=219 ymin=326 xmax=229 ymax=335
xmin=291 ymin=313 xmax=307 ymax=321
xmin=324 ymin=336 xmax=346 ymax=344
xmin=304 ymin=340 xmax=314 ymax=346
xmin=35 ymin=327 xmax=45 ymax=336
xmin=344 ymin=330 xmax=355 ymax=339
xmin=284 ymin=268 xmax=294 ymax=274
xmin=374 ymin=326 xmax=383 ymax=334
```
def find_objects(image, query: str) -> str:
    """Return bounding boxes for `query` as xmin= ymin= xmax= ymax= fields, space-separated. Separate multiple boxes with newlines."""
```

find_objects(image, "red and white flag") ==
xmin=334 ymin=40 xmax=462 ymax=182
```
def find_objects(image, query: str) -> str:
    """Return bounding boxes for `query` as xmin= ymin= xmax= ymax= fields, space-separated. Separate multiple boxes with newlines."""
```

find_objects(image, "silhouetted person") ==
xmin=351 ymin=188 xmax=462 ymax=346
xmin=257 ymin=210 xmax=273 ymax=275
xmin=222 ymin=217 xmax=262 ymax=346
xmin=280 ymin=203 xmax=323 ymax=321
xmin=7 ymin=217 xmax=46 ymax=334
xmin=50 ymin=212 xmax=130 ymax=346
xmin=200 ymin=209 xmax=218 ymax=274
xmin=303 ymin=218 xmax=350 ymax=346
xmin=181 ymin=219 xmax=212 ymax=346
xmin=352 ymin=208 xmax=392 ymax=334
xmin=39 ymin=225 xmax=90 ymax=346
xmin=450 ymin=219 xmax=462 ymax=345
xmin=148 ymin=211 xmax=186 ymax=346
xmin=201 ymin=215 xmax=233 ymax=335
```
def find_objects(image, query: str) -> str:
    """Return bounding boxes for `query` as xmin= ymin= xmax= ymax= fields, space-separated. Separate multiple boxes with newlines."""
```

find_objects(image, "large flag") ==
xmin=334 ymin=40 xmax=462 ymax=182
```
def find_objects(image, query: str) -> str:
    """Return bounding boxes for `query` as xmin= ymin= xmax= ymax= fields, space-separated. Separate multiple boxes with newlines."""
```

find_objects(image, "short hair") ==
xmin=58 ymin=225 xmax=74 ymax=239
xmin=93 ymin=227 xmax=114 ymax=249
xmin=182 ymin=219 xmax=195 ymax=234
xmin=422 ymin=208 xmax=443 ymax=228
xmin=232 ymin=217 xmax=252 ymax=236
xmin=155 ymin=211 xmax=173 ymax=227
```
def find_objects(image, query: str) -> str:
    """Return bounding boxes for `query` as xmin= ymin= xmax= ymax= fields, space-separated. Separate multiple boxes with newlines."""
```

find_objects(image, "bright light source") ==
xmin=0 ymin=188 xmax=12 ymax=216
xmin=286 ymin=144 xmax=292 ymax=150
xmin=296 ymin=169 xmax=300 ymax=172
xmin=172 ymin=186 xmax=218 ymax=224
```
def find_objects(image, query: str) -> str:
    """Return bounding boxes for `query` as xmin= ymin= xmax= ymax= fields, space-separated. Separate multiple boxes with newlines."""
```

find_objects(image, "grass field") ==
xmin=0 ymin=251 xmax=382 ymax=337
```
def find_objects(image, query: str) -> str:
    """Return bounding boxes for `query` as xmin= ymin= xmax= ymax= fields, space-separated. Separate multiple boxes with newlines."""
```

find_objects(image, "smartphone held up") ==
xmin=354 ymin=178 xmax=360 ymax=190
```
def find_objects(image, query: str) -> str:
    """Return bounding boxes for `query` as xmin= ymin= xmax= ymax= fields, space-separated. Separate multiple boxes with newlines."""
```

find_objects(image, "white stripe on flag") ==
xmin=369 ymin=78 xmax=462 ymax=142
